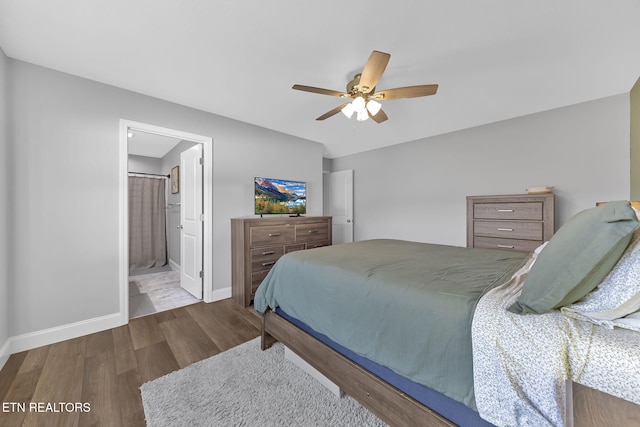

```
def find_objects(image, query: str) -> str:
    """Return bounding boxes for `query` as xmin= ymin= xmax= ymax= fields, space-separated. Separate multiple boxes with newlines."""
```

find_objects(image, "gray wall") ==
xmin=3 ymin=52 xmax=632 ymax=348
xmin=0 ymin=48 xmax=9 ymax=354
xmin=8 ymin=59 xmax=324 ymax=337
xmin=332 ymin=94 xmax=631 ymax=246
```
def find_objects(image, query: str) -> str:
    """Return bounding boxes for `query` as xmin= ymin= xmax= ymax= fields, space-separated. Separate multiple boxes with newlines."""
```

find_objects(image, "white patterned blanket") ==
xmin=472 ymin=256 xmax=640 ymax=427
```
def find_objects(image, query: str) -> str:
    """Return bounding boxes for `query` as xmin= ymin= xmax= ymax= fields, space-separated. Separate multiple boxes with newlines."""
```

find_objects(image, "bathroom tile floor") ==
xmin=129 ymin=270 xmax=200 ymax=319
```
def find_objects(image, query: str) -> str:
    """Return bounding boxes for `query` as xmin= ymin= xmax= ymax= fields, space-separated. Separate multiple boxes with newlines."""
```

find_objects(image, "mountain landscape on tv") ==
xmin=255 ymin=177 xmax=306 ymax=215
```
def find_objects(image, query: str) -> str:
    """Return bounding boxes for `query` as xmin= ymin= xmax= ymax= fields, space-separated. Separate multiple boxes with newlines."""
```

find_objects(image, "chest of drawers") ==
xmin=231 ymin=216 xmax=332 ymax=307
xmin=466 ymin=193 xmax=555 ymax=252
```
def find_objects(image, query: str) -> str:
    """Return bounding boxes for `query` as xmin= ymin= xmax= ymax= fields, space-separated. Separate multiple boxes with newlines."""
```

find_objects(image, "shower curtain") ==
xmin=129 ymin=176 xmax=167 ymax=271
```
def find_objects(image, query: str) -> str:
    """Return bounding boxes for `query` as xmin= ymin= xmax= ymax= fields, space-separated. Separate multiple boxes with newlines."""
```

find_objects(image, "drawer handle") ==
xmin=261 ymin=251 xmax=275 ymax=256
xmin=497 ymin=228 xmax=514 ymax=232
xmin=497 ymin=209 xmax=514 ymax=212
xmin=268 ymin=233 xmax=281 ymax=237
xmin=308 ymin=230 xmax=318 ymax=234
xmin=497 ymin=244 xmax=515 ymax=249
xmin=312 ymin=244 xmax=324 ymax=248
xmin=262 ymin=262 xmax=275 ymax=267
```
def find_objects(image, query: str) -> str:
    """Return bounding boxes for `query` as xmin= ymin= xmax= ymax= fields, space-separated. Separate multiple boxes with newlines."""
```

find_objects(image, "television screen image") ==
xmin=255 ymin=177 xmax=306 ymax=215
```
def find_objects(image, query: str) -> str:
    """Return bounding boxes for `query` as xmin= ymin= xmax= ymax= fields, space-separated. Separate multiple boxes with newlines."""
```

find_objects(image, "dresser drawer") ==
xmin=250 ymin=246 xmax=284 ymax=272
xmin=285 ymin=243 xmax=306 ymax=253
xmin=296 ymin=222 xmax=329 ymax=243
xmin=251 ymin=270 xmax=270 ymax=296
xmin=250 ymin=225 xmax=295 ymax=246
xmin=474 ymin=221 xmax=543 ymax=240
xmin=306 ymin=240 xmax=330 ymax=249
xmin=474 ymin=202 xmax=543 ymax=221
xmin=474 ymin=236 xmax=541 ymax=252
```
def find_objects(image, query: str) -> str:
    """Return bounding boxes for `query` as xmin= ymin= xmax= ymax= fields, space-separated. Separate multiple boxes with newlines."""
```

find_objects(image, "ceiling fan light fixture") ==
xmin=341 ymin=103 xmax=355 ymax=119
xmin=292 ymin=50 xmax=437 ymax=124
xmin=352 ymin=96 xmax=366 ymax=113
xmin=366 ymin=100 xmax=382 ymax=116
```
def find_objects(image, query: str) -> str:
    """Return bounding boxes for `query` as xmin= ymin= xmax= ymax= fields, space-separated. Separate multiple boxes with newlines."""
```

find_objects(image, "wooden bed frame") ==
xmin=261 ymin=310 xmax=457 ymax=427
xmin=260 ymin=201 xmax=640 ymax=427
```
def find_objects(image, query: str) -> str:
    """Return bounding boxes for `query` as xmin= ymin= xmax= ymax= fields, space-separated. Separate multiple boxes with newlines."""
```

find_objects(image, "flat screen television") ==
xmin=255 ymin=177 xmax=306 ymax=215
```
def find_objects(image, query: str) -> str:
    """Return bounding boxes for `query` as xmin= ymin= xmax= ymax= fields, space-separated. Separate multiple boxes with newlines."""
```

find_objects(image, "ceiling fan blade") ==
xmin=370 ymin=108 xmax=388 ymax=123
xmin=373 ymin=84 xmax=438 ymax=100
xmin=316 ymin=103 xmax=351 ymax=121
xmin=358 ymin=50 xmax=390 ymax=94
xmin=292 ymin=84 xmax=348 ymax=97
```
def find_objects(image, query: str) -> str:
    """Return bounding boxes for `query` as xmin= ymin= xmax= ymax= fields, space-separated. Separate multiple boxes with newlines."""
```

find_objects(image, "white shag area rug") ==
xmin=140 ymin=337 xmax=386 ymax=426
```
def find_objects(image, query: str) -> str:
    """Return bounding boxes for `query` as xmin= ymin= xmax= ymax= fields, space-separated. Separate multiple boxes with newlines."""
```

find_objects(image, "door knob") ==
xmin=347 ymin=219 xmax=351 ymax=223
xmin=177 ymin=225 xmax=183 ymax=230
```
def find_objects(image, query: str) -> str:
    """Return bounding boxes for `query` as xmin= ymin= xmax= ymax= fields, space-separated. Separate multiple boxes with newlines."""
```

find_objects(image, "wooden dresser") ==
xmin=231 ymin=216 xmax=332 ymax=307
xmin=466 ymin=193 xmax=555 ymax=252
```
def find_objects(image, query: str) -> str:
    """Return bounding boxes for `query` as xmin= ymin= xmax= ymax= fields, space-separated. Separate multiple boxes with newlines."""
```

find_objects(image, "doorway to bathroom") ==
xmin=119 ymin=120 xmax=213 ymax=323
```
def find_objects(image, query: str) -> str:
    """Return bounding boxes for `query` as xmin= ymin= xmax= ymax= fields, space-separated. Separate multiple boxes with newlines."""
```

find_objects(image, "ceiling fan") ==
xmin=292 ymin=50 xmax=438 ymax=124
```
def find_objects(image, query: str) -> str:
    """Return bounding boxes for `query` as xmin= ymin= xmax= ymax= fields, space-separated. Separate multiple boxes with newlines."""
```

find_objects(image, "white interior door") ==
xmin=180 ymin=144 xmax=203 ymax=299
xmin=324 ymin=170 xmax=354 ymax=244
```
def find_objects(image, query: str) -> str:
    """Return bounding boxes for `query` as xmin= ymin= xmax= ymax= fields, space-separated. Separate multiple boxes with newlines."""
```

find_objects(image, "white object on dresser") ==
xmin=526 ymin=185 xmax=554 ymax=194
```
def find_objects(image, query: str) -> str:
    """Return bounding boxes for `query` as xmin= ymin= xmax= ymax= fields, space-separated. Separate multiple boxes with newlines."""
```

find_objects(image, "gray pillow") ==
xmin=509 ymin=201 xmax=639 ymax=314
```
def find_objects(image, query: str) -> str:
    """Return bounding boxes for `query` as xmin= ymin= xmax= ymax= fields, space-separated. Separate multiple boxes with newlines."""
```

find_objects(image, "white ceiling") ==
xmin=1 ymin=1 xmax=639 ymax=158
xmin=127 ymin=131 xmax=182 ymax=159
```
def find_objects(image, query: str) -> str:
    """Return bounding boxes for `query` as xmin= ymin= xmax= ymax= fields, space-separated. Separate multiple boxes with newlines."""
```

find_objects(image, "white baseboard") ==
xmin=168 ymin=258 xmax=181 ymax=273
xmin=208 ymin=286 xmax=231 ymax=303
xmin=0 ymin=284 xmax=232 ymax=367
xmin=0 ymin=338 xmax=10 ymax=372
xmin=8 ymin=312 xmax=123 ymax=354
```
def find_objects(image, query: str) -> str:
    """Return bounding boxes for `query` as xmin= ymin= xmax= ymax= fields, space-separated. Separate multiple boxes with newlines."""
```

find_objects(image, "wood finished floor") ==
xmin=0 ymin=299 xmax=261 ymax=427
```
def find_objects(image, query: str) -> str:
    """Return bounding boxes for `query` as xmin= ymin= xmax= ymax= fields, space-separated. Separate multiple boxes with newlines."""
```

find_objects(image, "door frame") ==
xmin=118 ymin=119 xmax=213 ymax=325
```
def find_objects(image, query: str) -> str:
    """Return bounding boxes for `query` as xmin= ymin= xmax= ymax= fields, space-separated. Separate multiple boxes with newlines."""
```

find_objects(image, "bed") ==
xmin=255 ymin=201 xmax=640 ymax=426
